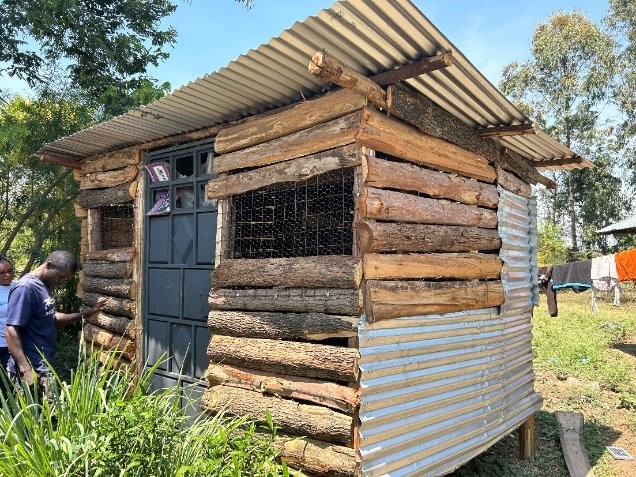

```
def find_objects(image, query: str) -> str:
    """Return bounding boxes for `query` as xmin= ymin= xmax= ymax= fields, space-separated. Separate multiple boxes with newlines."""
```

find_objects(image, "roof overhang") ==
xmin=597 ymin=215 xmax=636 ymax=235
xmin=38 ymin=0 xmax=591 ymax=173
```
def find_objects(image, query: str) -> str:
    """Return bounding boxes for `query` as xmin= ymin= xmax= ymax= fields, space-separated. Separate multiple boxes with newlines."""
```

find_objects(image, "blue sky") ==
xmin=1 ymin=0 xmax=609 ymax=96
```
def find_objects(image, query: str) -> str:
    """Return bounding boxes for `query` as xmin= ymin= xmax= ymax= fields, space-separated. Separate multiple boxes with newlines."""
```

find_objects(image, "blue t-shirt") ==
xmin=0 ymin=283 xmax=16 ymax=347
xmin=6 ymin=274 xmax=57 ymax=376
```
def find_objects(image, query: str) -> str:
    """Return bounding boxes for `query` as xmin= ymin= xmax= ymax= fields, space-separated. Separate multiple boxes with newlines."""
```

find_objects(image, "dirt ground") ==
xmin=451 ymin=332 xmax=636 ymax=476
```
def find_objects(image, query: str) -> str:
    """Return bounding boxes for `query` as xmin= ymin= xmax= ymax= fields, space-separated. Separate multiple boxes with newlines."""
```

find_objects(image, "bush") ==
xmin=0 ymin=353 xmax=289 ymax=477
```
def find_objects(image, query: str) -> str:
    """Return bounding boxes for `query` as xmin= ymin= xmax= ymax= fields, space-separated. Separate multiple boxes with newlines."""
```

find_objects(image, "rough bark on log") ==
xmin=213 ymin=111 xmax=362 ymax=174
xmin=84 ymin=247 xmax=134 ymax=262
xmin=274 ymin=436 xmax=360 ymax=477
xmin=364 ymin=156 xmax=498 ymax=208
xmin=308 ymin=51 xmax=388 ymax=110
xmin=205 ymin=364 xmax=360 ymax=413
xmin=372 ymin=52 xmax=453 ymax=86
xmin=84 ymin=342 xmax=132 ymax=371
xmin=81 ymin=150 xmax=140 ymax=174
xmin=209 ymin=288 xmax=361 ymax=315
xmin=386 ymin=84 xmax=548 ymax=185
xmin=83 ymin=276 xmax=136 ymax=299
xmin=80 ymin=165 xmax=138 ymax=190
xmin=74 ymin=204 xmax=88 ymax=218
xmin=213 ymin=256 xmax=361 ymax=289
xmin=83 ymin=323 xmax=135 ymax=360
xmin=214 ymin=89 xmax=366 ymax=154
xmin=83 ymin=292 xmax=135 ymax=319
xmin=362 ymin=187 xmax=498 ymax=229
xmin=202 ymin=385 xmax=353 ymax=444
xmin=208 ymin=310 xmax=358 ymax=341
xmin=77 ymin=182 xmax=136 ymax=208
xmin=365 ymin=280 xmax=505 ymax=322
xmin=85 ymin=311 xmax=135 ymax=339
xmin=208 ymin=335 xmax=359 ymax=382
xmin=208 ymin=144 xmax=360 ymax=198
xmin=357 ymin=108 xmax=496 ymax=183
xmin=363 ymin=253 xmax=503 ymax=280
xmin=83 ymin=260 xmax=133 ymax=279
xmin=355 ymin=221 xmax=501 ymax=253
xmin=496 ymin=165 xmax=532 ymax=197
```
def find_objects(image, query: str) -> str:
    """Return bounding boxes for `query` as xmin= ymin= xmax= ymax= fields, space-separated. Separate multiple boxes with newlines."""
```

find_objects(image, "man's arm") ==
xmin=6 ymin=325 xmax=35 ymax=386
xmin=55 ymin=298 xmax=107 ymax=327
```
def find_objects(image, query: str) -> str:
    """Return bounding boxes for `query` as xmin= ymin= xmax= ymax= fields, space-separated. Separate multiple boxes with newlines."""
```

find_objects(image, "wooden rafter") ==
xmin=533 ymin=156 xmax=583 ymax=167
xmin=371 ymin=51 xmax=454 ymax=86
xmin=477 ymin=122 xmax=536 ymax=138
xmin=41 ymin=154 xmax=82 ymax=169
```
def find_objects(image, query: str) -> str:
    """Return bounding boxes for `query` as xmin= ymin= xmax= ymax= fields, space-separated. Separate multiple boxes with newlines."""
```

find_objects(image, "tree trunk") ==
xmin=207 ymin=335 xmax=359 ymax=382
xmin=202 ymin=385 xmax=353 ymax=444
xmin=361 ymin=187 xmax=498 ymax=228
xmin=205 ymin=364 xmax=359 ymax=413
xmin=274 ymin=436 xmax=360 ymax=477
xmin=209 ymin=288 xmax=361 ymax=315
xmin=568 ymin=173 xmax=579 ymax=253
xmin=365 ymin=280 xmax=505 ymax=321
xmin=363 ymin=252 xmax=502 ymax=280
xmin=213 ymin=256 xmax=361 ymax=289
xmin=83 ymin=323 xmax=135 ymax=360
xmin=83 ymin=292 xmax=135 ymax=318
xmin=77 ymin=181 xmax=136 ymax=208
xmin=214 ymin=89 xmax=365 ymax=154
xmin=208 ymin=144 xmax=360 ymax=198
xmin=1 ymin=168 xmax=72 ymax=256
xmin=208 ymin=310 xmax=358 ymax=341
xmin=364 ymin=156 xmax=499 ymax=208
xmin=83 ymin=276 xmax=136 ymax=299
xmin=82 ymin=260 xmax=133 ymax=278
xmin=355 ymin=221 xmax=501 ymax=253
xmin=85 ymin=311 xmax=135 ymax=339
xmin=213 ymin=111 xmax=362 ymax=174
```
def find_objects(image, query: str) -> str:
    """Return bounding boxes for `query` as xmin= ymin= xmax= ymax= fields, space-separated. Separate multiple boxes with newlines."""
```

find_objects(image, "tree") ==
xmin=500 ymin=11 xmax=618 ymax=254
xmin=0 ymin=0 xmax=177 ymax=108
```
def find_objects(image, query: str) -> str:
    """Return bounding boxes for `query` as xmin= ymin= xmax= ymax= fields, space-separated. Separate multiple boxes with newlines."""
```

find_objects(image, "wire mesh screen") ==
xmin=231 ymin=168 xmax=355 ymax=259
xmin=100 ymin=204 xmax=134 ymax=250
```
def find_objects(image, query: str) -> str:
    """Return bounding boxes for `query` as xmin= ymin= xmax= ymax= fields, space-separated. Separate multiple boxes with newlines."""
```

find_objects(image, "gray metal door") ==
xmin=143 ymin=141 xmax=216 ymax=407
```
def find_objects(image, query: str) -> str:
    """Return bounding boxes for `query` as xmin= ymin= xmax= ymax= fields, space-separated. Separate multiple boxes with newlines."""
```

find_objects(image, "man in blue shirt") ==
xmin=5 ymin=250 xmax=105 ymax=387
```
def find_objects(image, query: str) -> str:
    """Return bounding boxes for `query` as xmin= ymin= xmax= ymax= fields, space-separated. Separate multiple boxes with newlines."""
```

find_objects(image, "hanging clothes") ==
xmin=590 ymin=254 xmax=620 ymax=312
xmin=616 ymin=249 xmax=636 ymax=283
xmin=538 ymin=265 xmax=558 ymax=317
xmin=552 ymin=260 xmax=592 ymax=292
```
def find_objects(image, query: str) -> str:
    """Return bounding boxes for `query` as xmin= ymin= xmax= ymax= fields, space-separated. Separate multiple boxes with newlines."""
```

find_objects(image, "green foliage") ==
xmin=0 ymin=0 xmax=177 ymax=108
xmin=0 ymin=353 xmax=288 ymax=477
xmin=538 ymin=220 xmax=569 ymax=265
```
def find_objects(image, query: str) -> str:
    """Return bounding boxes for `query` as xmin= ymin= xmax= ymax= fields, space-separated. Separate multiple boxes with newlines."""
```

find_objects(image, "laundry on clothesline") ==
xmin=552 ymin=259 xmax=592 ymax=292
xmin=616 ymin=249 xmax=636 ymax=282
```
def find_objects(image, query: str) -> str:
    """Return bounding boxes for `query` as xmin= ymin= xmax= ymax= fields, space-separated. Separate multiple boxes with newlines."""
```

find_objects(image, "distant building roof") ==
xmin=38 ymin=0 xmax=591 ymax=173
xmin=597 ymin=215 xmax=636 ymax=234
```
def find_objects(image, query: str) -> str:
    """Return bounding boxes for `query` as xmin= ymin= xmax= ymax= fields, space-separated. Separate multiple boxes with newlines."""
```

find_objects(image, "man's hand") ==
xmin=20 ymin=367 xmax=36 ymax=387
xmin=86 ymin=298 xmax=108 ymax=317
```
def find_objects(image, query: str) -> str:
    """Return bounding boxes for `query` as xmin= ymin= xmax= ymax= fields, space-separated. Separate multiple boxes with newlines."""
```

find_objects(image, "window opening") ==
xmin=99 ymin=203 xmax=134 ymax=250
xmin=231 ymin=168 xmax=354 ymax=259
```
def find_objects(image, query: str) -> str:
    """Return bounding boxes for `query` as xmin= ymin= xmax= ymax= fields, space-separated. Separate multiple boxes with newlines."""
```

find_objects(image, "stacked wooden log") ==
xmin=206 ymin=90 xmax=365 ymax=477
xmin=74 ymin=149 xmax=141 ymax=370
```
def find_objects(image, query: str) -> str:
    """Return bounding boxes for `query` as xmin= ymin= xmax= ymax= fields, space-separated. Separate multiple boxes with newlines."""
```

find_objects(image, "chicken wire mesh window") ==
xmin=93 ymin=203 xmax=134 ymax=251
xmin=231 ymin=168 xmax=354 ymax=259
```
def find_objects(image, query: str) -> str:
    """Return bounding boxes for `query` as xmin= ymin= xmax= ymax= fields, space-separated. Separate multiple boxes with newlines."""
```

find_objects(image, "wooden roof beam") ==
xmin=477 ymin=123 xmax=536 ymax=138
xmin=371 ymin=51 xmax=454 ymax=86
xmin=41 ymin=154 xmax=82 ymax=169
xmin=533 ymin=156 xmax=583 ymax=167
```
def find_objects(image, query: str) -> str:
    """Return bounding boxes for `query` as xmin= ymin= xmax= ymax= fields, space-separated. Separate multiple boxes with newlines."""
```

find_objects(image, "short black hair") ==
xmin=0 ymin=255 xmax=13 ymax=266
xmin=45 ymin=250 xmax=78 ymax=273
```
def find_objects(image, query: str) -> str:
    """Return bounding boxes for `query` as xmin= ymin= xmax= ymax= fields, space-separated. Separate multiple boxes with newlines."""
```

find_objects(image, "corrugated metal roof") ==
xmin=38 ymin=0 xmax=588 ymax=172
xmin=597 ymin=215 xmax=636 ymax=234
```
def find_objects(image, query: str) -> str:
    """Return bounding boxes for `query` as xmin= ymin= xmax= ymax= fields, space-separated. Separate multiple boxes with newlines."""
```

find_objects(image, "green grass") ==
xmin=0 ymin=352 xmax=290 ymax=477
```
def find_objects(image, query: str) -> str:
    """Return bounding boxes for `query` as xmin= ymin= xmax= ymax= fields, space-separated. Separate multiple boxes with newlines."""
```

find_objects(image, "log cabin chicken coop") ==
xmin=38 ymin=0 xmax=593 ymax=475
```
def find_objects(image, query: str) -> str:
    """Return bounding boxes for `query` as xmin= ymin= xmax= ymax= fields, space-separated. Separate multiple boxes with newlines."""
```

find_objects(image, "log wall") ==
xmin=206 ymin=95 xmax=367 ymax=476
xmin=74 ymin=149 xmax=142 ymax=370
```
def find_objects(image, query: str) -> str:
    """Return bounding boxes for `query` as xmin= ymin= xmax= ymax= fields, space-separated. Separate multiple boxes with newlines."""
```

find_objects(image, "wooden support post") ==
xmin=519 ymin=414 xmax=535 ymax=459
xmin=309 ymin=51 xmax=388 ymax=110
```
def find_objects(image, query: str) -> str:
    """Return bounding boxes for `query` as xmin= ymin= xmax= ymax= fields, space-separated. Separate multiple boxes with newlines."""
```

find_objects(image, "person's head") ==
xmin=40 ymin=250 xmax=78 ymax=287
xmin=0 ymin=256 xmax=14 ymax=286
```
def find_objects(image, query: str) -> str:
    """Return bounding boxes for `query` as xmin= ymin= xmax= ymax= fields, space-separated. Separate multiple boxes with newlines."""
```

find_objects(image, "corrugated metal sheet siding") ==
xmin=528 ymin=196 xmax=539 ymax=306
xmin=39 ymin=0 xmax=586 ymax=171
xmin=357 ymin=189 xmax=541 ymax=476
